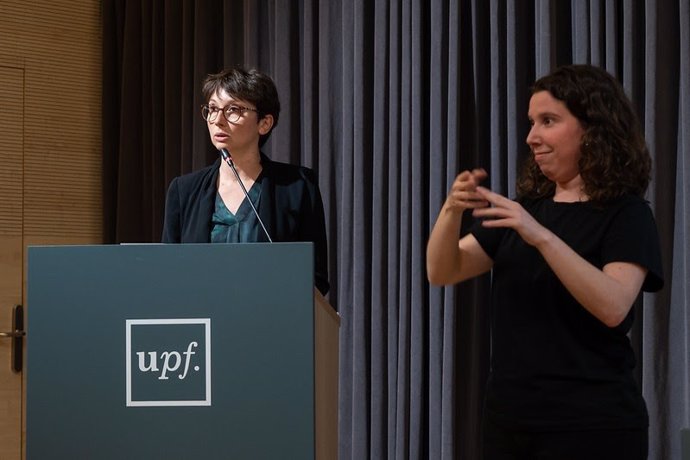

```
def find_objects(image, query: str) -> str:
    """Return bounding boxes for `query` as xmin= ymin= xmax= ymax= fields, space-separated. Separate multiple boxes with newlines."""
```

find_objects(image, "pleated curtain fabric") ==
xmin=102 ymin=1 xmax=690 ymax=458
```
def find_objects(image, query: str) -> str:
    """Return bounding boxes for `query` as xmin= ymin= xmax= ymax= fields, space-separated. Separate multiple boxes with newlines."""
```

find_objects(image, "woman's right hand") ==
xmin=443 ymin=168 xmax=489 ymax=214
xmin=427 ymin=167 xmax=493 ymax=285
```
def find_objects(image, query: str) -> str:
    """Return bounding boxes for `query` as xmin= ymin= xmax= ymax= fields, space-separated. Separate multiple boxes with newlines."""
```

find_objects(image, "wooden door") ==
xmin=0 ymin=65 xmax=24 ymax=460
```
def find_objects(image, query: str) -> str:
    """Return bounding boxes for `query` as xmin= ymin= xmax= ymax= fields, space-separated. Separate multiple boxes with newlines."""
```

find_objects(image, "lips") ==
xmin=213 ymin=133 xmax=229 ymax=141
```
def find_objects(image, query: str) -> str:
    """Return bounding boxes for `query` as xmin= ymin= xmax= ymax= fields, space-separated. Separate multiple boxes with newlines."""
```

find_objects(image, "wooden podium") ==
xmin=27 ymin=243 xmax=339 ymax=459
xmin=315 ymin=289 xmax=340 ymax=460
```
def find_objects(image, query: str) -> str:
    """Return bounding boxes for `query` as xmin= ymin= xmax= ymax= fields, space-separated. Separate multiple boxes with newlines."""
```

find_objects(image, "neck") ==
xmin=220 ymin=150 xmax=262 ymax=182
xmin=553 ymin=175 xmax=587 ymax=202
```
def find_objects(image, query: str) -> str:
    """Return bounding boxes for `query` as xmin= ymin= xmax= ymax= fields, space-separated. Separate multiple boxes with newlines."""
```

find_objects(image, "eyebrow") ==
xmin=528 ymin=111 xmax=562 ymax=120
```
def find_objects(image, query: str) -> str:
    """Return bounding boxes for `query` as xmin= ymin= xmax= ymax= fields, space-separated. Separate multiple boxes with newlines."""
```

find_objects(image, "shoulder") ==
xmin=167 ymin=161 xmax=219 ymax=198
xmin=601 ymin=195 xmax=655 ymax=220
xmin=602 ymin=195 xmax=659 ymax=243
xmin=177 ymin=161 xmax=220 ymax=183
xmin=262 ymin=155 xmax=319 ymax=187
xmin=599 ymin=195 xmax=663 ymax=291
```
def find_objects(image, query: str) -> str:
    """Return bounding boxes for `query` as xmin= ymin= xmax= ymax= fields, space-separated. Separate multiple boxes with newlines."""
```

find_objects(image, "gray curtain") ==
xmin=103 ymin=1 xmax=690 ymax=458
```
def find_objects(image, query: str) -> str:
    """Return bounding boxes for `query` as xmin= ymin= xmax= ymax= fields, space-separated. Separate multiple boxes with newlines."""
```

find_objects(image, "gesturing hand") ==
xmin=444 ymin=168 xmax=489 ymax=213
xmin=472 ymin=186 xmax=549 ymax=247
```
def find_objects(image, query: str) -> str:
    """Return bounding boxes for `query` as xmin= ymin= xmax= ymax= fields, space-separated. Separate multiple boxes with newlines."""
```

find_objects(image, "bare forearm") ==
xmin=428 ymin=169 xmax=491 ymax=285
xmin=426 ymin=205 xmax=464 ymax=284
xmin=534 ymin=231 xmax=645 ymax=327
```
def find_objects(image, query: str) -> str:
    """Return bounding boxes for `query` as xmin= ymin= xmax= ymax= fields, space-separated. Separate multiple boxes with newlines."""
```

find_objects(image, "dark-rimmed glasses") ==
xmin=201 ymin=104 xmax=259 ymax=123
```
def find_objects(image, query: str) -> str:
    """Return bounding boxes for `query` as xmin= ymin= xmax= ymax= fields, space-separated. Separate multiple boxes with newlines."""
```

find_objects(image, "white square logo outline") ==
xmin=126 ymin=318 xmax=211 ymax=407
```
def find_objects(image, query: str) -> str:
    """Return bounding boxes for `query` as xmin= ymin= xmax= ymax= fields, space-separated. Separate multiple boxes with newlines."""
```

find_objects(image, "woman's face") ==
xmin=205 ymin=89 xmax=272 ymax=154
xmin=526 ymin=90 xmax=585 ymax=184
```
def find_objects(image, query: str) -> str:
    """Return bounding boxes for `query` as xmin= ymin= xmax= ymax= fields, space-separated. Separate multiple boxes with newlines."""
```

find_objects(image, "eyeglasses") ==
xmin=201 ymin=104 xmax=259 ymax=123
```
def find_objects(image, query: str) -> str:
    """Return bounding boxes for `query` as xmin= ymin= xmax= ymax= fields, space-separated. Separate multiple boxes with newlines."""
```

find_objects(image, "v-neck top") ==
xmin=210 ymin=174 xmax=263 ymax=243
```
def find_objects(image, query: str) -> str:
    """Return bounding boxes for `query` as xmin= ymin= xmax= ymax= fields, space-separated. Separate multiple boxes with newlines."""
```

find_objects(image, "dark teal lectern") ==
xmin=27 ymin=243 xmax=338 ymax=460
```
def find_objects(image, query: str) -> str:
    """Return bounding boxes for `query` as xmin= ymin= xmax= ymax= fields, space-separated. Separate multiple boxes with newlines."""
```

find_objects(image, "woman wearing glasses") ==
xmin=427 ymin=65 xmax=663 ymax=458
xmin=162 ymin=67 xmax=329 ymax=295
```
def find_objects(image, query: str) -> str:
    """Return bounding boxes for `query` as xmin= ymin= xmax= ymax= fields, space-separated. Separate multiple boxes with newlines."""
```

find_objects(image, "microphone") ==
xmin=219 ymin=148 xmax=273 ymax=242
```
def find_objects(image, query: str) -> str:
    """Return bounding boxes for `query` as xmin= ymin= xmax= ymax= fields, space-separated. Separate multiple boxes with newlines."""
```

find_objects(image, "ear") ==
xmin=258 ymin=114 xmax=274 ymax=135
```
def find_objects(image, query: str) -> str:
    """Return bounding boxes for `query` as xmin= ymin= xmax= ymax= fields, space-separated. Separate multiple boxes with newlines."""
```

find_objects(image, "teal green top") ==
xmin=210 ymin=175 xmax=263 ymax=243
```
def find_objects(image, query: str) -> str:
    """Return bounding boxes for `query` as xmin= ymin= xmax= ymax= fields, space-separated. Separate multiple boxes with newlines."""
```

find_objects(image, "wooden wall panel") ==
xmin=0 ymin=0 xmax=102 ymax=240
xmin=0 ymin=2 xmax=102 ymax=458
xmin=0 ymin=65 xmax=23 ymax=237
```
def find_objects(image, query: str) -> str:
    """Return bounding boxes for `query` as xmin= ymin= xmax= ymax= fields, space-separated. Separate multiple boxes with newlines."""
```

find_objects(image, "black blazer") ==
xmin=162 ymin=154 xmax=329 ymax=295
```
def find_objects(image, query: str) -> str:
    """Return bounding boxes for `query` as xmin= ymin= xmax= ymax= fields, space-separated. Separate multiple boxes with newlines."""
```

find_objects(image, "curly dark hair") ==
xmin=202 ymin=67 xmax=281 ymax=147
xmin=516 ymin=64 xmax=651 ymax=203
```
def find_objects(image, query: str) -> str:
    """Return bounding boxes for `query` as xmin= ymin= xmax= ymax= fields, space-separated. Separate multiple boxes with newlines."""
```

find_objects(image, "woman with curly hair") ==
xmin=427 ymin=64 xmax=663 ymax=459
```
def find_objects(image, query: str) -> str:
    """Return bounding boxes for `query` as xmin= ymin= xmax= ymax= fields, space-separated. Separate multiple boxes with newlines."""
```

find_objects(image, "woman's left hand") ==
xmin=471 ymin=186 xmax=549 ymax=247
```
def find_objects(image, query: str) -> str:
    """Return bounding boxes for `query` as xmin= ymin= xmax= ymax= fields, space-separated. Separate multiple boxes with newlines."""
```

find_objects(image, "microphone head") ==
xmin=219 ymin=148 xmax=231 ymax=161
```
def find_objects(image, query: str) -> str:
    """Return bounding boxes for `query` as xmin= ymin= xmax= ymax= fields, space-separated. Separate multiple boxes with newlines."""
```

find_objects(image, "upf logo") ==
xmin=137 ymin=341 xmax=199 ymax=380
xmin=126 ymin=318 xmax=211 ymax=407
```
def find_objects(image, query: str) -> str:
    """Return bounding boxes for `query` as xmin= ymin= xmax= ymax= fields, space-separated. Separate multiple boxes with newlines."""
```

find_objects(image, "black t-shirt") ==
xmin=471 ymin=195 xmax=663 ymax=431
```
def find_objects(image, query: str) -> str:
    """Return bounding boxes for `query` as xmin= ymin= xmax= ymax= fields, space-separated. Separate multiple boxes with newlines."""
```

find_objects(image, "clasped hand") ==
xmin=446 ymin=169 xmax=548 ymax=247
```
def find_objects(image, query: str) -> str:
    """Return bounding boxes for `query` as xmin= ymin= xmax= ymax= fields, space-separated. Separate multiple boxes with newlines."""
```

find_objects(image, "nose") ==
xmin=526 ymin=125 xmax=540 ymax=149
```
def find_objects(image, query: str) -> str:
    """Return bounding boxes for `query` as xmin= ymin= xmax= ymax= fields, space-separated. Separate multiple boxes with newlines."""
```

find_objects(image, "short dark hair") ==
xmin=517 ymin=64 xmax=651 ymax=203
xmin=202 ymin=67 xmax=281 ymax=147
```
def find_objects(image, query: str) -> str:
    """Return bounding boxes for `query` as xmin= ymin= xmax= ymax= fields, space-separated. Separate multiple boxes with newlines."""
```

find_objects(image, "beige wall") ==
xmin=0 ymin=2 xmax=102 ymax=457
xmin=0 ymin=0 xmax=103 ymax=249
